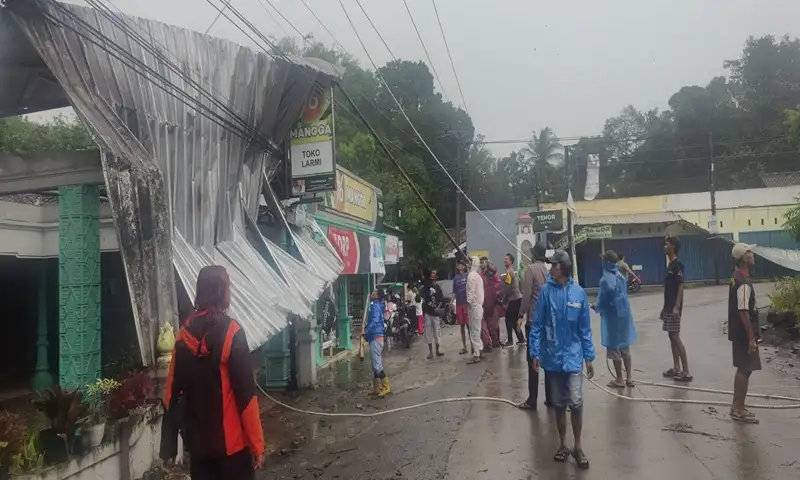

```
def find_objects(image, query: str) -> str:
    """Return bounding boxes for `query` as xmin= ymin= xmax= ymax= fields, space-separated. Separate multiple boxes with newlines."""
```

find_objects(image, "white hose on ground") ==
xmin=258 ymin=369 xmax=800 ymax=418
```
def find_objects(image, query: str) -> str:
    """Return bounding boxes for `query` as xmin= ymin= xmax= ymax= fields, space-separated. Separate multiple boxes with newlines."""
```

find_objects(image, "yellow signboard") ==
xmin=326 ymin=169 xmax=375 ymax=223
xmin=468 ymin=250 xmax=489 ymax=259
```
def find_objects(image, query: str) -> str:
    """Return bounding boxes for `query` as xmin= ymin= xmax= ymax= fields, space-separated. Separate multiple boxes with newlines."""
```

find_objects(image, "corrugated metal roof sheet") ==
xmin=8 ymin=1 xmax=343 ymax=363
xmin=575 ymin=212 xmax=684 ymax=226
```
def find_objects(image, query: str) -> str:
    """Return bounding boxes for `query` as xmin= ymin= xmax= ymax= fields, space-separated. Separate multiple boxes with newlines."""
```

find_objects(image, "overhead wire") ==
xmin=338 ymin=0 xmax=530 ymax=260
xmin=430 ymin=0 xmax=469 ymax=114
xmin=397 ymin=0 xmax=450 ymax=104
xmin=39 ymin=0 xmax=281 ymax=157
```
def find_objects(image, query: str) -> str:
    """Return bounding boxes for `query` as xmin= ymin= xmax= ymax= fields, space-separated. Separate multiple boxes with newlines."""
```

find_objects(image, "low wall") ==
xmin=15 ymin=409 xmax=169 ymax=480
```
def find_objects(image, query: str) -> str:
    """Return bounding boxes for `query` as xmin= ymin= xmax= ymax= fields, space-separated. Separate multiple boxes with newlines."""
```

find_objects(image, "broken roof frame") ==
xmin=3 ymin=0 xmax=344 ymax=364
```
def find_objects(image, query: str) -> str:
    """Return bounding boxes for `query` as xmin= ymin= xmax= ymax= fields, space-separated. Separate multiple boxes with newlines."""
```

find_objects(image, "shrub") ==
xmin=10 ymin=434 xmax=43 ymax=474
xmin=0 ymin=411 xmax=28 ymax=467
xmin=109 ymin=372 xmax=155 ymax=419
xmin=769 ymin=277 xmax=800 ymax=321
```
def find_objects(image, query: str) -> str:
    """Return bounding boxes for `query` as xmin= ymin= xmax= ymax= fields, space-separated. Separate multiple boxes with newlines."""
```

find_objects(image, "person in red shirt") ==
xmin=160 ymin=265 xmax=265 ymax=479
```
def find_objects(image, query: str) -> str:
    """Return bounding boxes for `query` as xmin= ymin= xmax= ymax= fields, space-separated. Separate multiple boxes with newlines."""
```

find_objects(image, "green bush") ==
xmin=769 ymin=277 xmax=800 ymax=321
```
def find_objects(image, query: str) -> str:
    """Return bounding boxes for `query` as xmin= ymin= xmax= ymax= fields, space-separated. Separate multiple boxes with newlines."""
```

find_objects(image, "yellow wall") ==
xmin=541 ymin=196 xmax=792 ymax=241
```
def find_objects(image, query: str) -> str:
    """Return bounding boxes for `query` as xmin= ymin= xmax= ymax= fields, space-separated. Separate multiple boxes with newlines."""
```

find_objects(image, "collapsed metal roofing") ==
xmin=3 ymin=0 xmax=344 ymax=364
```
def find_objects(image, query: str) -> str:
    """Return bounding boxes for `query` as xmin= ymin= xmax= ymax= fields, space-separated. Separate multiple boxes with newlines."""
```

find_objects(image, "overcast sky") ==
xmin=38 ymin=0 xmax=800 ymax=156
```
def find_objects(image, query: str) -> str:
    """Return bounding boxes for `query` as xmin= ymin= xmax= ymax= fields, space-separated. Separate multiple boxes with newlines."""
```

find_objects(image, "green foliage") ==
xmin=0 ymin=115 xmax=96 ymax=158
xmin=84 ymin=378 xmax=121 ymax=424
xmin=769 ymin=277 xmax=800 ymax=320
xmin=0 ymin=411 xmax=27 ymax=467
xmin=10 ymin=434 xmax=43 ymax=475
xmin=33 ymin=386 xmax=89 ymax=438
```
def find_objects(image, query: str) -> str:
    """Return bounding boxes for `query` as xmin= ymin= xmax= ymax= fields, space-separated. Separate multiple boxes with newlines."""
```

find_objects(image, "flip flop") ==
xmin=626 ymin=379 xmax=636 ymax=387
xmin=607 ymin=380 xmax=625 ymax=389
xmin=674 ymin=373 xmax=694 ymax=382
xmin=571 ymin=449 xmax=590 ymax=469
xmin=730 ymin=411 xmax=759 ymax=424
xmin=553 ymin=446 xmax=570 ymax=462
xmin=458 ymin=349 xmax=468 ymax=355
xmin=467 ymin=358 xmax=481 ymax=364
xmin=517 ymin=401 xmax=536 ymax=410
xmin=662 ymin=368 xmax=677 ymax=378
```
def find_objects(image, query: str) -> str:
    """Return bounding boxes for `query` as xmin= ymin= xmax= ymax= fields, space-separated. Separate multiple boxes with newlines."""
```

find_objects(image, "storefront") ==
xmin=311 ymin=166 xmax=386 ymax=363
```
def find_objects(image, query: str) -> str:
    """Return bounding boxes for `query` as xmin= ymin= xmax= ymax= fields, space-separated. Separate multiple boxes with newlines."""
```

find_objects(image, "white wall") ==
xmin=0 ymin=200 xmax=118 ymax=257
xmin=18 ymin=411 xmax=168 ymax=480
xmin=666 ymin=186 xmax=800 ymax=211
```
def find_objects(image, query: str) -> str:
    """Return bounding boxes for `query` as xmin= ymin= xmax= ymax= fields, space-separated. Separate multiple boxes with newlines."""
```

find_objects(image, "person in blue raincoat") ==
xmin=593 ymin=250 xmax=637 ymax=389
xmin=529 ymin=249 xmax=595 ymax=470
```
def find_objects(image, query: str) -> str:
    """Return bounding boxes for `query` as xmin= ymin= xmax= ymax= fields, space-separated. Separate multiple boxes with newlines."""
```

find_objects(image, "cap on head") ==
xmin=545 ymin=249 xmax=572 ymax=268
xmin=732 ymin=243 xmax=756 ymax=260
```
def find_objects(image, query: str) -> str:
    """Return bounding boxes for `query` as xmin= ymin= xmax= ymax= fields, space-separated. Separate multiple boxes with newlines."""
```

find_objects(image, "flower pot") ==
xmin=87 ymin=422 xmax=106 ymax=448
xmin=38 ymin=428 xmax=69 ymax=465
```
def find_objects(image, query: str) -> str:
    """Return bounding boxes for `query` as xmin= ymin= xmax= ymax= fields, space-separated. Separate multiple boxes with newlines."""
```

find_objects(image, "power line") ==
xmin=204 ymin=0 xmax=229 ymax=34
xmin=430 ymin=0 xmax=469 ymax=115
xmin=354 ymin=0 xmax=398 ymax=61
xmin=338 ymin=0 xmax=527 ymax=260
xmin=398 ymin=0 xmax=450 ymax=104
xmin=299 ymin=0 xmax=347 ymax=53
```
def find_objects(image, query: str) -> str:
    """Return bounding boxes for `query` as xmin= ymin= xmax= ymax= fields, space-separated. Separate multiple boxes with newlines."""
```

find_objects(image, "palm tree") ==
xmin=521 ymin=127 xmax=564 ymax=206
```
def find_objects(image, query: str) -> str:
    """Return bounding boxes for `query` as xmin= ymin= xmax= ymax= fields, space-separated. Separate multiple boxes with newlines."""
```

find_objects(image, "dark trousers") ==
xmin=525 ymin=323 xmax=552 ymax=406
xmin=190 ymin=450 xmax=255 ymax=480
xmin=504 ymin=298 xmax=524 ymax=344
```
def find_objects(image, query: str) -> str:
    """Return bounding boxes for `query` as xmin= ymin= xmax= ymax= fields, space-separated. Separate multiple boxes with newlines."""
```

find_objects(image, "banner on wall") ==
xmin=290 ymin=88 xmax=336 ymax=195
xmin=327 ymin=226 xmax=386 ymax=274
xmin=385 ymin=235 xmax=399 ymax=264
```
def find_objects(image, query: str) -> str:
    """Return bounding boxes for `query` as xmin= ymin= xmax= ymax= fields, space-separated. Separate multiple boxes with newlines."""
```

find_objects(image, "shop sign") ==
xmin=290 ymin=88 xmax=336 ymax=195
xmin=530 ymin=210 xmax=564 ymax=232
xmin=575 ymin=225 xmax=612 ymax=244
xmin=328 ymin=226 xmax=359 ymax=274
xmin=398 ymin=240 xmax=404 ymax=259
xmin=385 ymin=235 xmax=399 ymax=264
xmin=323 ymin=168 xmax=376 ymax=224
xmin=369 ymin=236 xmax=386 ymax=274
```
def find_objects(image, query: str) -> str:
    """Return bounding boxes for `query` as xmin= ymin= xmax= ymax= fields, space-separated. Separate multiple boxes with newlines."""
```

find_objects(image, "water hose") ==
xmin=257 ymin=357 xmax=800 ymax=418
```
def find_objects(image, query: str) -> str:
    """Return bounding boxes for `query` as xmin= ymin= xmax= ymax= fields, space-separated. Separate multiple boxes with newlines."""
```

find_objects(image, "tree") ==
xmin=0 ymin=115 xmax=96 ymax=157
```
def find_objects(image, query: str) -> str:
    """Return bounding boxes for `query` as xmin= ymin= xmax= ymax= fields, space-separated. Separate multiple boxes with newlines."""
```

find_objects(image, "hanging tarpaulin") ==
xmin=584 ymin=154 xmax=600 ymax=201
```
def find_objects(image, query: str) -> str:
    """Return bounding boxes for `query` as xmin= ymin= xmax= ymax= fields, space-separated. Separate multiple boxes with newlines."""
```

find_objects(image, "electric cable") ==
xmin=430 ymin=0 xmax=469 ymax=114
xmin=398 ymin=0 xmax=450 ymax=103
xmin=339 ymin=0 xmax=529 ymax=260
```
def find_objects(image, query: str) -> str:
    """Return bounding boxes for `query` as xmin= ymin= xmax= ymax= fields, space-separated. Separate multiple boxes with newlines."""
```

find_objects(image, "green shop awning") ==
xmin=315 ymin=217 xmax=386 ymax=275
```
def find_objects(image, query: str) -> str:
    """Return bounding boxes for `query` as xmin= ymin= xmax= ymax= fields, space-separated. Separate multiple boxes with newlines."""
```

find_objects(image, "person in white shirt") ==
xmin=466 ymin=256 xmax=485 ymax=364
xmin=412 ymin=290 xmax=424 ymax=335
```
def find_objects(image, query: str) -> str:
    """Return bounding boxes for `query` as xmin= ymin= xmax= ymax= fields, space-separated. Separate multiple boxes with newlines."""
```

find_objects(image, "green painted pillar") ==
xmin=337 ymin=278 xmax=352 ymax=350
xmin=313 ymin=303 xmax=323 ymax=366
xmin=262 ymin=327 xmax=290 ymax=389
xmin=32 ymin=261 xmax=54 ymax=391
xmin=58 ymin=185 xmax=101 ymax=389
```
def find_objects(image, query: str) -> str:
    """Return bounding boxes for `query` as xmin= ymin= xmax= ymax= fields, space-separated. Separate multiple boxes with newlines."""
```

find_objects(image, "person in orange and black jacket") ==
xmin=160 ymin=265 xmax=265 ymax=480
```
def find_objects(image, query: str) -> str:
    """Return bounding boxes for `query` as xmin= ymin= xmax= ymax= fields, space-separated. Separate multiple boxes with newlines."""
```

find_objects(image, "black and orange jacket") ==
xmin=160 ymin=312 xmax=265 ymax=460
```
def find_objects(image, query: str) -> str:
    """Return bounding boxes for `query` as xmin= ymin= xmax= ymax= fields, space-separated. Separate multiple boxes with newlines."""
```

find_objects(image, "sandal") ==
xmin=467 ymin=357 xmax=481 ymax=365
xmin=518 ymin=401 xmax=536 ymax=410
xmin=571 ymin=449 xmax=590 ymax=469
xmin=730 ymin=411 xmax=759 ymax=424
xmin=626 ymin=379 xmax=636 ymax=387
xmin=607 ymin=380 xmax=625 ymax=389
xmin=674 ymin=372 xmax=694 ymax=382
xmin=553 ymin=446 xmax=570 ymax=462
xmin=662 ymin=368 xmax=677 ymax=378
xmin=459 ymin=349 xmax=468 ymax=355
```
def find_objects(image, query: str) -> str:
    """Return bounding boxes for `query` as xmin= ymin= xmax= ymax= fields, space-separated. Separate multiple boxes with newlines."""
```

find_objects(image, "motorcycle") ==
xmin=443 ymin=296 xmax=457 ymax=325
xmin=391 ymin=306 xmax=413 ymax=348
xmin=627 ymin=275 xmax=641 ymax=294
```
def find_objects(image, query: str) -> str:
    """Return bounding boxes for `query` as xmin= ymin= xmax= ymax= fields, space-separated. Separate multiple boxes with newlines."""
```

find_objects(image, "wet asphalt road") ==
xmin=259 ymin=285 xmax=800 ymax=480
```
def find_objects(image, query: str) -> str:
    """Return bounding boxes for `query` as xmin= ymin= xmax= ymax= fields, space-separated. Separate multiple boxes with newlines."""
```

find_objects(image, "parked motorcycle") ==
xmin=391 ymin=307 xmax=413 ymax=348
xmin=627 ymin=275 xmax=641 ymax=294
xmin=442 ymin=296 xmax=457 ymax=325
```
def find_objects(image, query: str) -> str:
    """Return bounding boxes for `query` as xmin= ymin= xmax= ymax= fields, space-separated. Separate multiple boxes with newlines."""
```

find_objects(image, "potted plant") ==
xmin=110 ymin=371 xmax=155 ymax=422
xmin=84 ymin=379 xmax=121 ymax=448
xmin=10 ymin=434 xmax=43 ymax=477
xmin=32 ymin=386 xmax=88 ymax=464
xmin=0 ymin=411 xmax=27 ymax=480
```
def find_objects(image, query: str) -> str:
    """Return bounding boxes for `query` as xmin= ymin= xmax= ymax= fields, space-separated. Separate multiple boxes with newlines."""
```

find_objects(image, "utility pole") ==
xmin=455 ymin=142 xmax=462 ymax=258
xmin=565 ymin=146 xmax=578 ymax=283
xmin=709 ymin=131 xmax=720 ymax=285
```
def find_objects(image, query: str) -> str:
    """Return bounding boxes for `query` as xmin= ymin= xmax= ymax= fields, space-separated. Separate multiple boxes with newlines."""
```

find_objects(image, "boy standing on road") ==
xmin=453 ymin=261 xmax=470 ymax=355
xmin=422 ymin=269 xmax=445 ymax=360
xmin=729 ymin=243 xmax=761 ymax=424
xmin=363 ymin=290 xmax=390 ymax=397
xmin=661 ymin=236 xmax=692 ymax=382
xmin=530 ymin=249 xmax=595 ymax=470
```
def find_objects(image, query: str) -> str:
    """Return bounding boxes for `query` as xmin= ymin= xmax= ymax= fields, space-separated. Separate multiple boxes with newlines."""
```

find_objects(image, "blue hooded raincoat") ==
xmin=596 ymin=261 xmax=637 ymax=350
xmin=529 ymin=274 xmax=595 ymax=373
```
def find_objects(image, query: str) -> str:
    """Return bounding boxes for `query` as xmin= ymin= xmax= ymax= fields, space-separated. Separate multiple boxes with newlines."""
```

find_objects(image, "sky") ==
xmin=33 ymin=0 xmax=800 ymax=157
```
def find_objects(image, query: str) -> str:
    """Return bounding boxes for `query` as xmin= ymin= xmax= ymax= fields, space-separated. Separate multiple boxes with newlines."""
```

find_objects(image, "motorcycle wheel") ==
xmin=402 ymin=327 xmax=411 ymax=348
xmin=630 ymin=282 xmax=641 ymax=294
